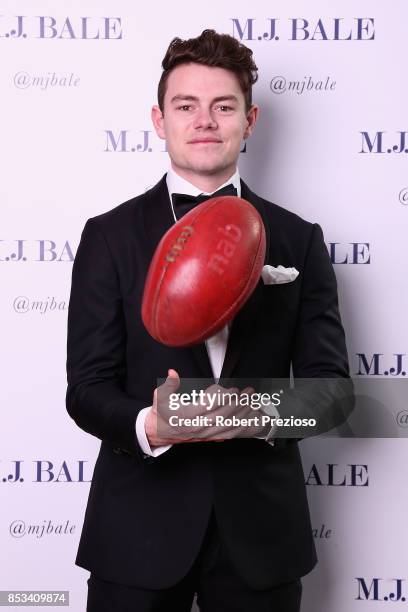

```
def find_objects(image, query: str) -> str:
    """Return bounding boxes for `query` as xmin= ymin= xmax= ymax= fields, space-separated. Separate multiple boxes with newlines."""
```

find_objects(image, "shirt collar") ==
xmin=166 ymin=166 xmax=241 ymax=199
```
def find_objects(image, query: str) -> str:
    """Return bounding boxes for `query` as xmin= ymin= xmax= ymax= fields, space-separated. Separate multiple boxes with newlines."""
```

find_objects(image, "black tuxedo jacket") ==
xmin=66 ymin=175 xmax=350 ymax=590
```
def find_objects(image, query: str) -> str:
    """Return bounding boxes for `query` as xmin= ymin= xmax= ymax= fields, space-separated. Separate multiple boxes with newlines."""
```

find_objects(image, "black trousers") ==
xmin=87 ymin=512 xmax=302 ymax=612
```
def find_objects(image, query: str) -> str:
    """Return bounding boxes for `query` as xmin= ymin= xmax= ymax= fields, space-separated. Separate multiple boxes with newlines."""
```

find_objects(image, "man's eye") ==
xmin=178 ymin=105 xmax=192 ymax=111
xmin=218 ymin=105 xmax=233 ymax=112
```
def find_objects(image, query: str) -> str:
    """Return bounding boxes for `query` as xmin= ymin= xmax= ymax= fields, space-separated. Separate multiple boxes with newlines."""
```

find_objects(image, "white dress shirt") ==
xmin=135 ymin=167 xmax=276 ymax=457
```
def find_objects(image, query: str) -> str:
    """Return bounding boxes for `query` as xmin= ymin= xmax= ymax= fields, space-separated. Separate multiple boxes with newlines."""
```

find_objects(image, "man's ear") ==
xmin=243 ymin=104 xmax=259 ymax=139
xmin=151 ymin=105 xmax=166 ymax=140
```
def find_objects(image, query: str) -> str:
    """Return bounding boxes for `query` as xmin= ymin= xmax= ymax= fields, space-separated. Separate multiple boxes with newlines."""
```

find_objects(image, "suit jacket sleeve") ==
xmin=66 ymin=218 xmax=145 ymax=459
xmin=276 ymin=223 xmax=354 ymax=436
xmin=292 ymin=223 xmax=349 ymax=378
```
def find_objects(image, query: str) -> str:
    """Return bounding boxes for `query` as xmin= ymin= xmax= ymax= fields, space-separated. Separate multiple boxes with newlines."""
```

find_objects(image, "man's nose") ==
xmin=193 ymin=108 xmax=218 ymax=130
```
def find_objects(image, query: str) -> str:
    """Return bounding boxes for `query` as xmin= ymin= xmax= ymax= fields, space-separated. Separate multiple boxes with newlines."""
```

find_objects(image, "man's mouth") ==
xmin=188 ymin=139 xmax=222 ymax=144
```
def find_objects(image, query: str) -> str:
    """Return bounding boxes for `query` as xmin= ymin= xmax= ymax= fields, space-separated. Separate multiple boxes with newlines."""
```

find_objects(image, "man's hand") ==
xmin=145 ymin=369 xmax=268 ymax=448
xmin=145 ymin=369 xmax=227 ymax=447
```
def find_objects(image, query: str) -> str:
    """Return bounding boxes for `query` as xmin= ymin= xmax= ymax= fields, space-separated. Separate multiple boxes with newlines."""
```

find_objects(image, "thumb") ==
xmin=165 ymin=368 xmax=180 ymax=390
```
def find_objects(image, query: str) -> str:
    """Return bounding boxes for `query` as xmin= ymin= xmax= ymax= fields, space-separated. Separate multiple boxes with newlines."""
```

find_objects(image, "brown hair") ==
xmin=158 ymin=29 xmax=258 ymax=114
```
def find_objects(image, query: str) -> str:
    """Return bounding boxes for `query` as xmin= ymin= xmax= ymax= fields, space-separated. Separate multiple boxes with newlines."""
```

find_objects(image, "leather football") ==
xmin=141 ymin=195 xmax=266 ymax=347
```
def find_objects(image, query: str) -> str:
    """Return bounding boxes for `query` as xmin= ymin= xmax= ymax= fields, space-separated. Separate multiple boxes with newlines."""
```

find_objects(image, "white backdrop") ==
xmin=1 ymin=1 xmax=407 ymax=610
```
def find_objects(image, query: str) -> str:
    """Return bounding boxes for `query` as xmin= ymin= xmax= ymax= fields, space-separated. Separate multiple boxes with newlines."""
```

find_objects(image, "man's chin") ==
xmin=185 ymin=162 xmax=231 ymax=177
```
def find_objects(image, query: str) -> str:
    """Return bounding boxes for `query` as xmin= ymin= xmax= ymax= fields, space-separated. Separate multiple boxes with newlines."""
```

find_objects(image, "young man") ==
xmin=66 ymin=30 xmax=350 ymax=611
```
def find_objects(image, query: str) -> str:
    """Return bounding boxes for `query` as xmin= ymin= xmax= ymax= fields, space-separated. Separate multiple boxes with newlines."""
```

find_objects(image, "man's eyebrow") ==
xmin=170 ymin=94 xmax=239 ymax=104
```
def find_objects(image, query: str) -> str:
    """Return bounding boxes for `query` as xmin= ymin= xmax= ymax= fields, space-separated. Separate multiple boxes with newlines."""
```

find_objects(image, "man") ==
xmin=66 ymin=29 xmax=350 ymax=611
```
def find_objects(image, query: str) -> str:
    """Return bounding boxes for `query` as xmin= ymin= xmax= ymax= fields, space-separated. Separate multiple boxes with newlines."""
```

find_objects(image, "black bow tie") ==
xmin=171 ymin=183 xmax=237 ymax=220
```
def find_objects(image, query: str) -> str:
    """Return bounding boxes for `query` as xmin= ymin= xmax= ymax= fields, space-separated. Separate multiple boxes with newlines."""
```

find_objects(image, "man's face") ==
xmin=152 ymin=63 xmax=258 ymax=184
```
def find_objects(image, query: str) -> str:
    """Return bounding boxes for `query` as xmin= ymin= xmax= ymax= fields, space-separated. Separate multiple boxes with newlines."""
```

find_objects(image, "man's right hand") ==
xmin=145 ymin=369 xmax=229 ymax=447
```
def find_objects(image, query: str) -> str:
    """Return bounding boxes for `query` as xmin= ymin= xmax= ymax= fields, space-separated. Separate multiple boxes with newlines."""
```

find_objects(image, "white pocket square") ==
xmin=261 ymin=265 xmax=299 ymax=285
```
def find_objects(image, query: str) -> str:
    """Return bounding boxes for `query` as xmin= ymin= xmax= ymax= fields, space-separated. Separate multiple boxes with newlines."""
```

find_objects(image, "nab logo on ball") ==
xmin=356 ymin=578 xmax=406 ymax=602
xmin=208 ymin=223 xmax=242 ymax=275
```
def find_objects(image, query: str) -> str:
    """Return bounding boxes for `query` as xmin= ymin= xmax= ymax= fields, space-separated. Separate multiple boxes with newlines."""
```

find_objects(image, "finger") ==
xmin=161 ymin=369 xmax=181 ymax=393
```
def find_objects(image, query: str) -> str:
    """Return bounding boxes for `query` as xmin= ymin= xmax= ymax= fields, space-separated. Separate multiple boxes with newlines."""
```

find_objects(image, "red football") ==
xmin=142 ymin=195 xmax=266 ymax=347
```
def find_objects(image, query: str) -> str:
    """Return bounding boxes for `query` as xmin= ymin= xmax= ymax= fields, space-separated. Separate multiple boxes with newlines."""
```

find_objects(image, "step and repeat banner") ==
xmin=1 ymin=1 xmax=407 ymax=610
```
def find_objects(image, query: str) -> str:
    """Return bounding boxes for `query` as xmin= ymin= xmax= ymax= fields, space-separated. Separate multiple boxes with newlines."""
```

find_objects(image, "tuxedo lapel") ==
xmin=219 ymin=280 xmax=263 ymax=380
xmin=220 ymin=180 xmax=270 ymax=379
xmin=240 ymin=179 xmax=270 ymax=263
xmin=189 ymin=344 xmax=214 ymax=379
xmin=142 ymin=174 xmax=175 ymax=257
